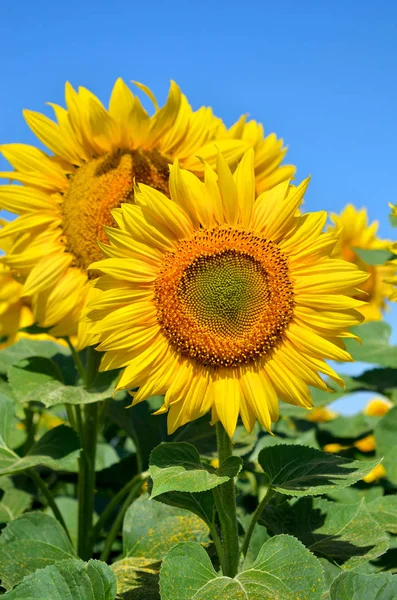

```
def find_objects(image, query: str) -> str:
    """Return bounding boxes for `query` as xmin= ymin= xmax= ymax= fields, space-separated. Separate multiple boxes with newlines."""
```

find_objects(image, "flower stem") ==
xmin=65 ymin=337 xmax=86 ymax=385
xmin=99 ymin=472 xmax=147 ymax=562
xmin=28 ymin=468 xmax=71 ymax=541
xmin=240 ymin=486 xmax=275 ymax=560
xmin=213 ymin=422 xmax=240 ymax=578
xmin=67 ymin=345 xmax=101 ymax=561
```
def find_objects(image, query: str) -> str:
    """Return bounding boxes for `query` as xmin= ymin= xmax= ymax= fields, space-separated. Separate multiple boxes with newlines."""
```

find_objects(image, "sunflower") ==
xmin=388 ymin=243 xmax=397 ymax=302
xmin=87 ymin=151 xmax=367 ymax=437
xmin=328 ymin=205 xmax=396 ymax=321
xmin=215 ymin=115 xmax=295 ymax=194
xmin=0 ymin=79 xmax=271 ymax=348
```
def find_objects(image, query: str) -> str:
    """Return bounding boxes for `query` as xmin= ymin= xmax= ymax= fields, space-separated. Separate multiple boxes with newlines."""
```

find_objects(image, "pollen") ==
xmin=155 ymin=227 xmax=295 ymax=368
xmin=61 ymin=149 xmax=169 ymax=273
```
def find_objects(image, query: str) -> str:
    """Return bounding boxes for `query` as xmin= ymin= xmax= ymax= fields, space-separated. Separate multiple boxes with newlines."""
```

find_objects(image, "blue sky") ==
xmin=1 ymin=0 xmax=397 ymax=411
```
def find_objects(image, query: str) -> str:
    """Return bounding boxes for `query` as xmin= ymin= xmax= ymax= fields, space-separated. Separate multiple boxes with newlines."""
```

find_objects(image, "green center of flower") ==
xmin=179 ymin=251 xmax=270 ymax=338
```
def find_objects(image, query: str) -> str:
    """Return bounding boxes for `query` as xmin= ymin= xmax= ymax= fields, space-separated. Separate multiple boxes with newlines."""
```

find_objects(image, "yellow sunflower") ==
xmin=87 ymin=151 xmax=367 ymax=438
xmin=0 ymin=79 xmax=267 ymax=348
xmin=215 ymin=115 xmax=295 ymax=194
xmin=328 ymin=205 xmax=396 ymax=321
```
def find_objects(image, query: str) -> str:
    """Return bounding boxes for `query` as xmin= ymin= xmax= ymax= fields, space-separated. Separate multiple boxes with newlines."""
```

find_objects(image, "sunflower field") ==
xmin=0 ymin=80 xmax=397 ymax=600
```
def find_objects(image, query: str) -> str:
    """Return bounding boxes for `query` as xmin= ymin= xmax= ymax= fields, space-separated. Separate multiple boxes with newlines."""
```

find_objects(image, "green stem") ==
xmin=78 ymin=401 xmax=99 ymax=560
xmin=65 ymin=337 xmax=86 ymax=385
xmin=28 ymin=469 xmax=71 ymax=541
xmin=240 ymin=486 xmax=275 ymax=559
xmin=91 ymin=471 xmax=149 ymax=547
xmin=99 ymin=473 xmax=147 ymax=562
xmin=213 ymin=422 xmax=240 ymax=578
xmin=85 ymin=345 xmax=101 ymax=389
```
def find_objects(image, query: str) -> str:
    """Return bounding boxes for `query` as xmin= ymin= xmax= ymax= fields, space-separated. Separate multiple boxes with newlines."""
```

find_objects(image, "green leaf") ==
xmin=160 ymin=535 xmax=325 ymax=599
xmin=65 ymin=443 xmax=119 ymax=474
xmin=353 ymin=247 xmax=395 ymax=265
xmin=149 ymin=442 xmax=242 ymax=498
xmin=353 ymin=367 xmax=397 ymax=393
xmin=375 ymin=406 xmax=397 ymax=484
xmin=257 ymin=444 xmax=381 ymax=496
xmin=390 ymin=213 xmax=397 ymax=228
xmin=19 ymin=378 xmax=117 ymax=407
xmin=261 ymin=497 xmax=389 ymax=568
xmin=0 ymin=511 xmax=76 ymax=589
xmin=123 ymin=494 xmax=209 ymax=561
xmin=251 ymin=430 xmax=318 ymax=461
xmin=0 ymin=391 xmax=18 ymax=449
xmin=330 ymin=571 xmax=397 ymax=599
xmin=2 ymin=558 xmax=117 ymax=599
xmin=0 ymin=338 xmax=70 ymax=376
xmin=318 ymin=414 xmax=375 ymax=439
xmin=45 ymin=497 xmax=98 ymax=551
xmin=111 ymin=557 xmax=160 ymax=600
xmin=367 ymin=496 xmax=397 ymax=534
xmin=7 ymin=356 xmax=64 ymax=402
xmin=148 ymin=488 xmax=215 ymax=527
xmin=0 ymin=424 xmax=80 ymax=476
xmin=0 ymin=476 xmax=32 ymax=523
xmin=326 ymin=485 xmax=383 ymax=505
xmin=344 ymin=322 xmax=397 ymax=367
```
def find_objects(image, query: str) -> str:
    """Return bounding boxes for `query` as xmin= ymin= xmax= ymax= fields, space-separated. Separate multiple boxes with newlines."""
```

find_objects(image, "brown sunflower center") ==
xmin=154 ymin=227 xmax=295 ymax=368
xmin=62 ymin=149 xmax=169 ymax=273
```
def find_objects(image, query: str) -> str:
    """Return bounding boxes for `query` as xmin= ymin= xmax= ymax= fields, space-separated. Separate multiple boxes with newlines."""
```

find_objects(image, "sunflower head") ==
xmin=215 ymin=115 xmax=295 ymax=194
xmin=363 ymin=397 xmax=393 ymax=417
xmin=87 ymin=150 xmax=367 ymax=438
xmin=0 ymin=79 xmax=253 ymax=349
xmin=328 ymin=205 xmax=396 ymax=321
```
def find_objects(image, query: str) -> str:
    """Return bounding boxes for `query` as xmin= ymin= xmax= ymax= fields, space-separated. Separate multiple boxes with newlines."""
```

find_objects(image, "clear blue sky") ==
xmin=1 ymin=0 xmax=397 ymax=411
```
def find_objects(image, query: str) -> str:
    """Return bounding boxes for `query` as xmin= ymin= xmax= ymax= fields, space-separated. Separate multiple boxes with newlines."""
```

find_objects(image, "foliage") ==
xmin=1 ymin=299 xmax=397 ymax=598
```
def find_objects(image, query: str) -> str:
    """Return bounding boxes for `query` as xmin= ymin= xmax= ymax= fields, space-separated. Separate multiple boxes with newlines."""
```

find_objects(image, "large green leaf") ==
xmin=0 ymin=512 xmax=75 ymax=589
xmin=318 ymin=414 xmax=376 ymax=439
xmin=7 ymin=356 xmax=64 ymax=401
xmin=111 ymin=557 xmax=160 ymax=600
xmin=0 ymin=424 xmax=80 ymax=476
xmin=257 ymin=444 xmax=381 ymax=496
xmin=149 ymin=442 xmax=242 ymax=498
xmin=160 ymin=535 xmax=324 ymax=599
xmin=344 ymin=322 xmax=397 ymax=367
xmin=375 ymin=406 xmax=397 ymax=484
xmin=147 ymin=487 xmax=215 ymax=527
xmin=367 ymin=496 xmax=397 ymax=534
xmin=2 ymin=558 xmax=117 ymax=599
xmin=330 ymin=571 xmax=397 ymax=599
xmin=0 ymin=476 xmax=32 ymax=523
xmin=45 ymin=497 xmax=98 ymax=551
xmin=261 ymin=497 xmax=389 ymax=568
xmin=0 ymin=339 xmax=70 ymax=375
xmin=0 ymin=391 xmax=18 ymax=449
xmin=123 ymin=494 xmax=209 ymax=561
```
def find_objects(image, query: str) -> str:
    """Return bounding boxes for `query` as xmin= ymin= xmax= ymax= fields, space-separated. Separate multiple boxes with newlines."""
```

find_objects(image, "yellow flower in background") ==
xmin=87 ymin=151 xmax=367 ymax=438
xmin=362 ymin=463 xmax=386 ymax=483
xmin=306 ymin=406 xmax=338 ymax=423
xmin=216 ymin=115 xmax=295 ymax=194
xmin=363 ymin=397 xmax=393 ymax=417
xmin=354 ymin=434 xmax=376 ymax=453
xmin=323 ymin=443 xmax=349 ymax=453
xmin=328 ymin=205 xmax=396 ymax=321
xmin=0 ymin=79 xmax=252 ymax=349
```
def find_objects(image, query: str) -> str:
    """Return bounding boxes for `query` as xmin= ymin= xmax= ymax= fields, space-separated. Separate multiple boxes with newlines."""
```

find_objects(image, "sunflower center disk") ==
xmin=155 ymin=228 xmax=295 ymax=368
xmin=62 ymin=149 xmax=169 ymax=273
